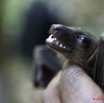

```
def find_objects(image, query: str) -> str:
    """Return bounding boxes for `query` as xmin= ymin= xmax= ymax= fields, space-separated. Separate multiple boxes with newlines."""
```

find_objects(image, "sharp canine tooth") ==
xmin=63 ymin=46 xmax=66 ymax=48
xmin=50 ymin=35 xmax=53 ymax=37
xmin=54 ymin=38 xmax=56 ymax=40
xmin=46 ymin=35 xmax=54 ymax=43
xmin=53 ymin=38 xmax=56 ymax=40
xmin=60 ymin=44 xmax=63 ymax=47
xmin=56 ymin=41 xmax=58 ymax=45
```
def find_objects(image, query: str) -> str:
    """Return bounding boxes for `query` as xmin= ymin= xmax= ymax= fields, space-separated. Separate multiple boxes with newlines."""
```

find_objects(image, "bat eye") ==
xmin=77 ymin=35 xmax=90 ymax=47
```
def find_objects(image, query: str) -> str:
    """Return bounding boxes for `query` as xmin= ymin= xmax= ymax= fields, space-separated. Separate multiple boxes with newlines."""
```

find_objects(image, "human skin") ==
xmin=42 ymin=65 xmax=104 ymax=103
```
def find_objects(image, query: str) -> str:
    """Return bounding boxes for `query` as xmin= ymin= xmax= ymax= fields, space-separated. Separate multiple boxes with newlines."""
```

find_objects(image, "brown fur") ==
xmin=42 ymin=24 xmax=104 ymax=103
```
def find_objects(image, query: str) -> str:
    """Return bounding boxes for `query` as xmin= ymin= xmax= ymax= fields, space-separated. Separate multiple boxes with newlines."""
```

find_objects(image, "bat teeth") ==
xmin=56 ymin=41 xmax=59 ymax=45
xmin=46 ymin=34 xmax=55 ymax=43
xmin=54 ymin=38 xmax=57 ymax=40
xmin=63 ymin=46 xmax=66 ymax=49
xmin=58 ymin=43 xmax=67 ymax=49
xmin=59 ymin=44 xmax=63 ymax=48
xmin=46 ymin=34 xmax=67 ymax=49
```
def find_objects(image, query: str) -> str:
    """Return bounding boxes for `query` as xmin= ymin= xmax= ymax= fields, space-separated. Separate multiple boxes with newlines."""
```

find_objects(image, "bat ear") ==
xmin=87 ymin=48 xmax=97 ymax=69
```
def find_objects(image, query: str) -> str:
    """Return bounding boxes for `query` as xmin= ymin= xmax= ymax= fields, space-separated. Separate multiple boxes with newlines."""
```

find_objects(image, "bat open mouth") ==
xmin=46 ymin=34 xmax=70 ymax=52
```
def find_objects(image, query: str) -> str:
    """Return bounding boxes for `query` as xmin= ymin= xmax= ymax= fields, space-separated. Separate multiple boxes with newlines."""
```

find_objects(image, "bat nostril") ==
xmin=52 ymin=27 xmax=57 ymax=32
xmin=51 ymin=24 xmax=63 ymax=33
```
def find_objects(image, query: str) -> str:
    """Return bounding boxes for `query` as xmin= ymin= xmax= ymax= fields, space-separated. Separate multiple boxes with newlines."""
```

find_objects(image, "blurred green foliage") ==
xmin=2 ymin=0 xmax=35 ymax=42
xmin=2 ymin=0 xmax=104 ymax=40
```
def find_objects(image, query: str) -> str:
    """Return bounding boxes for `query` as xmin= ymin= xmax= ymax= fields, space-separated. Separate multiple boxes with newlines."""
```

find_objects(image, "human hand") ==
xmin=42 ymin=65 xmax=104 ymax=103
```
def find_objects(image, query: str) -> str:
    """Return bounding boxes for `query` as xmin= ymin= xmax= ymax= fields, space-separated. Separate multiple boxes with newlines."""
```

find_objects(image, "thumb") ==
xmin=59 ymin=65 xmax=104 ymax=103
